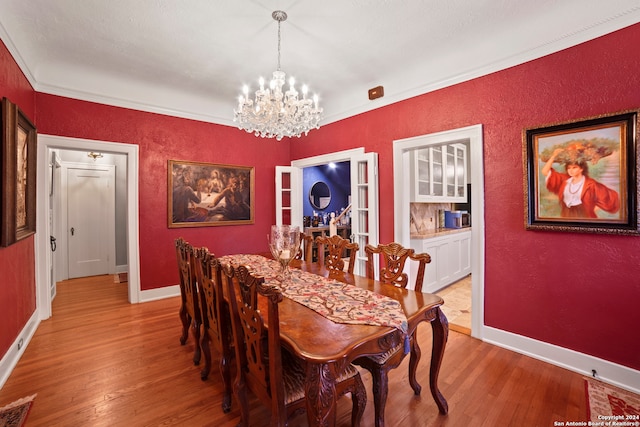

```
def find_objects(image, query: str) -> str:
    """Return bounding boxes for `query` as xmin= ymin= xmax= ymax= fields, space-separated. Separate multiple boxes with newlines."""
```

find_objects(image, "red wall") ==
xmin=35 ymin=95 xmax=291 ymax=291
xmin=0 ymin=40 xmax=37 ymax=358
xmin=292 ymin=24 xmax=640 ymax=370
xmin=2 ymin=24 xmax=640 ymax=371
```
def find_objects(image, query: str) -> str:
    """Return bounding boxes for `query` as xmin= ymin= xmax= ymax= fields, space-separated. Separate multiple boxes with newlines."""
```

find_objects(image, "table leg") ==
xmin=305 ymin=362 xmax=338 ymax=427
xmin=429 ymin=307 xmax=449 ymax=414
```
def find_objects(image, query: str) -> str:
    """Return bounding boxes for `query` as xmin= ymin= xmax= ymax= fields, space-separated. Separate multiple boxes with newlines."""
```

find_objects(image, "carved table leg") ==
xmin=305 ymin=362 xmax=338 ymax=427
xmin=429 ymin=307 xmax=449 ymax=414
xmin=408 ymin=329 xmax=422 ymax=395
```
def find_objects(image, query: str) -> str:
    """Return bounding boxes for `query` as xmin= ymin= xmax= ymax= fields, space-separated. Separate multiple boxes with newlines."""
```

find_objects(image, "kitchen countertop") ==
xmin=410 ymin=227 xmax=471 ymax=239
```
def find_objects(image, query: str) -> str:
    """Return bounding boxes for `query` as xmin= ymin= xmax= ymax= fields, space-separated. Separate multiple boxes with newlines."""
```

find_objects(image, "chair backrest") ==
xmin=294 ymin=232 xmax=313 ymax=261
xmin=224 ymin=263 xmax=288 ymax=423
xmin=192 ymin=247 xmax=228 ymax=350
xmin=315 ymin=234 xmax=359 ymax=274
xmin=175 ymin=238 xmax=201 ymax=321
xmin=365 ymin=242 xmax=431 ymax=291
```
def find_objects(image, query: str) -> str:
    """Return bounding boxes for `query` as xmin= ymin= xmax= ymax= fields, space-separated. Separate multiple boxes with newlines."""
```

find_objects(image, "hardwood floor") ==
xmin=0 ymin=275 xmax=587 ymax=426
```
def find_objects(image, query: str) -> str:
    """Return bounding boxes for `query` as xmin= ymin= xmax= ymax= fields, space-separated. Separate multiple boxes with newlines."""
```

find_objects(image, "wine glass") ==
xmin=267 ymin=225 xmax=300 ymax=281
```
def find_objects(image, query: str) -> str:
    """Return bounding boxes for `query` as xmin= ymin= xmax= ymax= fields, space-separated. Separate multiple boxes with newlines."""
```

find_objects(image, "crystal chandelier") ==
xmin=233 ymin=10 xmax=322 ymax=141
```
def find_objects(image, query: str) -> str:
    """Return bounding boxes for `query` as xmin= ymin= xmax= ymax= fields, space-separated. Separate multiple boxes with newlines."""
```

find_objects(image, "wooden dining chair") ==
xmin=192 ymin=247 xmax=234 ymax=413
xmin=315 ymin=234 xmax=359 ymax=274
xmin=174 ymin=238 xmax=202 ymax=366
xmin=294 ymin=231 xmax=313 ymax=261
xmin=355 ymin=241 xmax=431 ymax=427
xmin=224 ymin=263 xmax=366 ymax=427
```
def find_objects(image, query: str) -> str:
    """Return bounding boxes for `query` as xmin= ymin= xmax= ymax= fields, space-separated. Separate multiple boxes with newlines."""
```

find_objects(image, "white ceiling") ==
xmin=1 ymin=1 xmax=639 ymax=128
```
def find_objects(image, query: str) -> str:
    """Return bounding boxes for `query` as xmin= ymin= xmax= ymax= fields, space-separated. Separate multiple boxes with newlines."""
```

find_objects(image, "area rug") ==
xmin=585 ymin=377 xmax=640 ymax=422
xmin=0 ymin=394 xmax=36 ymax=427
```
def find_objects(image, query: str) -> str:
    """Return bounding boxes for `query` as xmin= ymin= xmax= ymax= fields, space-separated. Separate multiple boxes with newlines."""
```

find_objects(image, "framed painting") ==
xmin=1 ymin=98 xmax=37 ymax=247
xmin=523 ymin=110 xmax=639 ymax=235
xmin=168 ymin=160 xmax=255 ymax=228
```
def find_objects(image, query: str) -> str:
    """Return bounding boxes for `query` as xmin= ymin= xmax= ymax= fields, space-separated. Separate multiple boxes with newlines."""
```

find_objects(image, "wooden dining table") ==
xmin=222 ymin=255 xmax=449 ymax=427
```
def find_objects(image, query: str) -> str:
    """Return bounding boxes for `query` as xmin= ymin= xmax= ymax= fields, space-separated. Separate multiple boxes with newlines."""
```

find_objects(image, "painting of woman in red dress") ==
xmin=541 ymin=146 xmax=620 ymax=219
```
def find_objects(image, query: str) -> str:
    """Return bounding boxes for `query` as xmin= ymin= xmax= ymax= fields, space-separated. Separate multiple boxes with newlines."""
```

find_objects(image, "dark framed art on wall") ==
xmin=1 ymin=98 xmax=37 ymax=247
xmin=523 ymin=110 xmax=639 ymax=235
xmin=168 ymin=159 xmax=255 ymax=228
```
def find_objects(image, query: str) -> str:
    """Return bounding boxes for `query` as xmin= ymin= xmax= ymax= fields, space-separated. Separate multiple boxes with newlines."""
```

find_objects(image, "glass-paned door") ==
xmin=275 ymin=166 xmax=301 ymax=227
xmin=350 ymin=153 xmax=379 ymax=276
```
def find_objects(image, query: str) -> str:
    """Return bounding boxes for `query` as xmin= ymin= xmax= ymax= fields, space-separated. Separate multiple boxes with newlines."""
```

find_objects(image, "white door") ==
xmin=350 ymin=153 xmax=379 ymax=276
xmin=67 ymin=165 xmax=116 ymax=278
xmin=275 ymin=166 xmax=302 ymax=228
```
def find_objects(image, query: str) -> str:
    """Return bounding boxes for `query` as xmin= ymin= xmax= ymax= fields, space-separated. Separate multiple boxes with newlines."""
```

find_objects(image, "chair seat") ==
xmin=282 ymin=348 xmax=361 ymax=404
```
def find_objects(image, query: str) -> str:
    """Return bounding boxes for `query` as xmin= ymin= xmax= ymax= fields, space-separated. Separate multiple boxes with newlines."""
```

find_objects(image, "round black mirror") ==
xmin=309 ymin=181 xmax=331 ymax=210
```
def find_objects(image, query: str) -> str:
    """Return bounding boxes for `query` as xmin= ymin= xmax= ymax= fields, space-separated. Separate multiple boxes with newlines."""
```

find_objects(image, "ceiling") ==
xmin=1 ymin=1 xmax=639 ymax=128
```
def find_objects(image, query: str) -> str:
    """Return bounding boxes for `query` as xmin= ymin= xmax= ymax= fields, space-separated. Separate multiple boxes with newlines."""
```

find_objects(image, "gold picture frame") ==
xmin=168 ymin=160 xmax=255 ymax=228
xmin=523 ymin=110 xmax=639 ymax=235
xmin=1 ymin=98 xmax=37 ymax=247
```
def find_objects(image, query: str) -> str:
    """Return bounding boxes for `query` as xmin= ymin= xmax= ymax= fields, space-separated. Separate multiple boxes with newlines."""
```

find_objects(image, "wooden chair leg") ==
xmin=192 ymin=320 xmax=201 ymax=365
xmin=200 ymin=332 xmax=211 ymax=380
xmin=371 ymin=367 xmax=389 ymax=427
xmin=220 ymin=353 xmax=232 ymax=413
xmin=234 ymin=378 xmax=250 ymax=427
xmin=179 ymin=306 xmax=190 ymax=345
xmin=351 ymin=374 xmax=367 ymax=427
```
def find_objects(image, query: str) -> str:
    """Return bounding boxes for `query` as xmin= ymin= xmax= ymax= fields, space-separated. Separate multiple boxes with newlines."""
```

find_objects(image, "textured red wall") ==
xmin=35 ymin=95 xmax=290 ymax=291
xmin=3 ymin=23 xmax=640 ymax=371
xmin=0 ymin=40 xmax=37 ymax=357
xmin=292 ymin=24 xmax=640 ymax=370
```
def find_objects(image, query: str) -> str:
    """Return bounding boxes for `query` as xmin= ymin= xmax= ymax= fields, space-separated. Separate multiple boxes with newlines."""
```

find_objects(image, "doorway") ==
xmin=285 ymin=148 xmax=379 ymax=276
xmin=393 ymin=125 xmax=485 ymax=339
xmin=35 ymin=134 xmax=141 ymax=321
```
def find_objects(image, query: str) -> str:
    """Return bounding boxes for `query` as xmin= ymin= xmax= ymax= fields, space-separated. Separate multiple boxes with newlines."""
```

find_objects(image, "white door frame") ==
xmin=36 ymin=134 xmax=140 ymax=320
xmin=393 ymin=124 xmax=485 ymax=339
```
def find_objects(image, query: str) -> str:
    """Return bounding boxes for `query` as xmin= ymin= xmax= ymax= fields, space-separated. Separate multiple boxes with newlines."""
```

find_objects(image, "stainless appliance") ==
xmin=460 ymin=211 xmax=470 ymax=227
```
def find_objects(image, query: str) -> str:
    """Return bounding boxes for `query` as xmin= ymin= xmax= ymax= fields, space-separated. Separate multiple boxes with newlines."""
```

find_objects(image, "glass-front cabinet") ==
xmin=413 ymin=142 xmax=466 ymax=202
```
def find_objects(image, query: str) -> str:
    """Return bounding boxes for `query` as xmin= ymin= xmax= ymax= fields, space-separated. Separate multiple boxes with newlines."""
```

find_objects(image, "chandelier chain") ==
xmin=277 ymin=19 xmax=281 ymax=71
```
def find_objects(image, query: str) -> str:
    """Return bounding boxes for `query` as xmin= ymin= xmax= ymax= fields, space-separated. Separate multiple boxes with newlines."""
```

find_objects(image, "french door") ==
xmin=275 ymin=151 xmax=378 ymax=276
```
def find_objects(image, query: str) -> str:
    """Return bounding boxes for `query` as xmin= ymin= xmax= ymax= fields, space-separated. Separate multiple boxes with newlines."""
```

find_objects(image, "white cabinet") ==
xmin=412 ymin=143 xmax=467 ymax=202
xmin=411 ymin=229 xmax=471 ymax=293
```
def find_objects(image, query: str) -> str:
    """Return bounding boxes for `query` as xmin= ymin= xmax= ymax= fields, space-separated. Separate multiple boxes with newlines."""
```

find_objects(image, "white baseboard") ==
xmin=139 ymin=284 xmax=180 ymax=302
xmin=0 ymin=311 xmax=40 ymax=389
xmin=115 ymin=264 xmax=128 ymax=274
xmin=482 ymin=326 xmax=640 ymax=394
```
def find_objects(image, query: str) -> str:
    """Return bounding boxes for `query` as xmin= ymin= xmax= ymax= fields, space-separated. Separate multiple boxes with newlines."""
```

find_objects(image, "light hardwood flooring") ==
xmin=436 ymin=276 xmax=472 ymax=335
xmin=0 ymin=275 xmax=588 ymax=426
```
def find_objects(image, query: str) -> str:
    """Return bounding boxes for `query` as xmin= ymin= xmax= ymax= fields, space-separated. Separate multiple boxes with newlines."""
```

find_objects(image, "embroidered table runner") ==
xmin=220 ymin=254 xmax=409 ymax=339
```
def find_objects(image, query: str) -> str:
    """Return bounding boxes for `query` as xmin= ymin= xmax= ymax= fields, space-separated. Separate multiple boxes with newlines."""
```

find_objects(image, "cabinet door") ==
xmin=431 ymin=146 xmax=444 ymax=197
xmin=460 ymin=232 xmax=472 ymax=276
xmin=422 ymin=238 xmax=450 ymax=293
xmin=454 ymin=144 xmax=467 ymax=200
xmin=448 ymin=234 xmax=462 ymax=278
xmin=413 ymin=143 xmax=466 ymax=202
